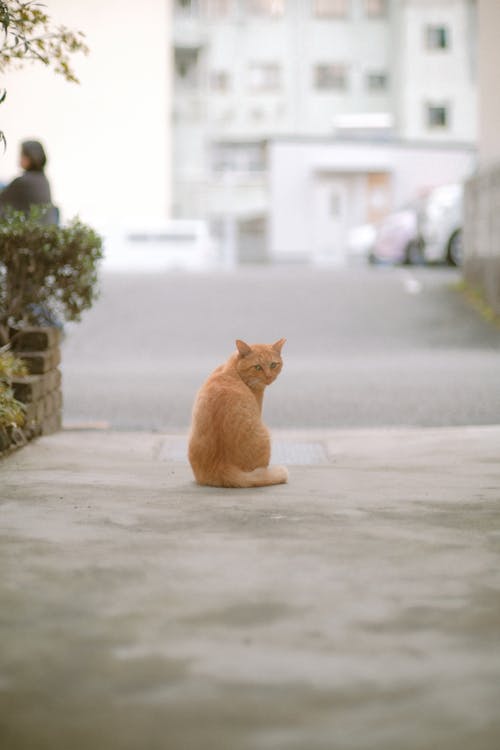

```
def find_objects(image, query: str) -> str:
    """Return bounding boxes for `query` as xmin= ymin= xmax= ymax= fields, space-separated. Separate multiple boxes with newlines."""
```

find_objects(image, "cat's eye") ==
xmin=270 ymin=362 xmax=278 ymax=369
xmin=254 ymin=365 xmax=263 ymax=371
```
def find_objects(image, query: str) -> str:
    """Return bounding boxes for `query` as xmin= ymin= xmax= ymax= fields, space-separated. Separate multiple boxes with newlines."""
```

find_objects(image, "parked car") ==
xmin=347 ymin=223 xmax=377 ymax=264
xmin=369 ymin=206 xmax=420 ymax=265
xmin=419 ymin=183 xmax=463 ymax=266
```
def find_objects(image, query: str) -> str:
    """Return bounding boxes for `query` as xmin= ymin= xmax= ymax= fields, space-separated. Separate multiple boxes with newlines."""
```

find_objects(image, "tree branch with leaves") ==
xmin=0 ymin=1 xmax=88 ymax=147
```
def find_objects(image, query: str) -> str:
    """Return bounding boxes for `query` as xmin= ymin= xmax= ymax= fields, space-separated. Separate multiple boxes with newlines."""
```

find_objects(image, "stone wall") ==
xmin=463 ymin=163 xmax=500 ymax=315
xmin=0 ymin=327 xmax=62 ymax=458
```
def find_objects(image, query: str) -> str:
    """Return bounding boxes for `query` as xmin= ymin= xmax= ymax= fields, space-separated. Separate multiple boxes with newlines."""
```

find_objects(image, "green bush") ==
xmin=0 ymin=348 xmax=26 ymax=429
xmin=0 ymin=348 xmax=28 ymax=378
xmin=0 ymin=382 xmax=25 ymax=428
xmin=0 ymin=207 xmax=103 ymax=344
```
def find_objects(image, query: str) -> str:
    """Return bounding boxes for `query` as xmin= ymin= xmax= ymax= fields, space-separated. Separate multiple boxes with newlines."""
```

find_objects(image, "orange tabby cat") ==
xmin=188 ymin=338 xmax=288 ymax=488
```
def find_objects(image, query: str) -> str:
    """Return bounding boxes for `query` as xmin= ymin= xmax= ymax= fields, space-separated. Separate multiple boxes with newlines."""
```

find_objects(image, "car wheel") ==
xmin=404 ymin=240 xmax=424 ymax=266
xmin=447 ymin=230 xmax=463 ymax=266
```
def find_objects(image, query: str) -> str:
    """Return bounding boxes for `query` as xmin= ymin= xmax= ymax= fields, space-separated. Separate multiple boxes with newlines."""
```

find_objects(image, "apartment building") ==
xmin=172 ymin=0 xmax=477 ymax=262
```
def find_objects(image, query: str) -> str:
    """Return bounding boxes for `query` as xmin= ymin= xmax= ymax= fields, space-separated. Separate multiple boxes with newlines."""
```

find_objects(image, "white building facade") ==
xmin=393 ymin=0 xmax=477 ymax=143
xmin=172 ymin=0 xmax=478 ymax=262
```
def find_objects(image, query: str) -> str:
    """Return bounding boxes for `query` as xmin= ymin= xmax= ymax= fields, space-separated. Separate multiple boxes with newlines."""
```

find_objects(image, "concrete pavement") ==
xmin=1 ymin=426 xmax=500 ymax=750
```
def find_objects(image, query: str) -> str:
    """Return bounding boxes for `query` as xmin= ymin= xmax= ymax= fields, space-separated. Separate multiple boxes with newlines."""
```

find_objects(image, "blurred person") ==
xmin=0 ymin=139 xmax=62 ymax=329
xmin=0 ymin=139 xmax=58 ymax=223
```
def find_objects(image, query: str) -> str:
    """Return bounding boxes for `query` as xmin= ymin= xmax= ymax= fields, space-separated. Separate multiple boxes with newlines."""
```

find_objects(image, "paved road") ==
xmin=61 ymin=265 xmax=500 ymax=430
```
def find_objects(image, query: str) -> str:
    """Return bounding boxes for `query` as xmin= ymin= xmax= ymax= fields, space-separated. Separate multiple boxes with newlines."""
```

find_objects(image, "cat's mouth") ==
xmin=248 ymin=377 xmax=267 ymax=389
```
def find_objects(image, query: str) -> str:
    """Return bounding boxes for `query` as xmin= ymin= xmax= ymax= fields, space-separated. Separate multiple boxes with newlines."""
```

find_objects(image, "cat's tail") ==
xmin=206 ymin=464 xmax=289 ymax=489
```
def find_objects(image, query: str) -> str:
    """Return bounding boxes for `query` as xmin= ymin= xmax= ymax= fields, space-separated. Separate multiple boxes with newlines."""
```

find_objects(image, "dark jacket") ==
xmin=0 ymin=170 xmax=57 ymax=223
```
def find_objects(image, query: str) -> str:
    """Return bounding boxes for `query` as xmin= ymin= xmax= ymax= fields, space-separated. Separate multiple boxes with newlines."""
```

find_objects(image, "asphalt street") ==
xmin=61 ymin=265 xmax=500 ymax=430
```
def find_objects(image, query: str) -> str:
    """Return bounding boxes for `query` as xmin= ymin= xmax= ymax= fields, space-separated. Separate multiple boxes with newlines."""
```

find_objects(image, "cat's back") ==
xmin=194 ymin=365 xmax=252 ymax=417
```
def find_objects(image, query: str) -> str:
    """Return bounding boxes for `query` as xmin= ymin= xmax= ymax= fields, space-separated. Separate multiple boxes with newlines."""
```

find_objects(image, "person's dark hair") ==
xmin=21 ymin=140 xmax=47 ymax=171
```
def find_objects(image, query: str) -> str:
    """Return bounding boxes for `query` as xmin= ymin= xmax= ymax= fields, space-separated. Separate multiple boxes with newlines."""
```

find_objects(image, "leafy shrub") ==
xmin=0 ymin=347 xmax=28 ymax=378
xmin=0 ymin=348 xmax=26 ymax=429
xmin=0 ymin=207 xmax=103 ymax=344
xmin=0 ymin=0 xmax=88 ymax=148
xmin=0 ymin=382 xmax=25 ymax=428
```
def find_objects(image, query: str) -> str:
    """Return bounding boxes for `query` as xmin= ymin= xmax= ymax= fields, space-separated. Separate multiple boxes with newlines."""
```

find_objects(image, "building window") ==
xmin=250 ymin=108 xmax=265 ymax=122
xmin=330 ymin=191 xmax=341 ymax=216
xmin=426 ymin=25 xmax=450 ymax=50
xmin=212 ymin=142 xmax=266 ymax=173
xmin=176 ymin=0 xmax=199 ymax=15
xmin=210 ymin=70 xmax=230 ymax=91
xmin=366 ymin=71 xmax=388 ymax=91
xmin=313 ymin=0 xmax=349 ymax=18
xmin=427 ymin=104 xmax=449 ymax=129
xmin=174 ymin=48 xmax=200 ymax=88
xmin=246 ymin=0 xmax=285 ymax=17
xmin=363 ymin=0 xmax=386 ymax=17
xmin=249 ymin=62 xmax=281 ymax=91
xmin=315 ymin=63 xmax=348 ymax=91
xmin=203 ymin=0 xmax=232 ymax=17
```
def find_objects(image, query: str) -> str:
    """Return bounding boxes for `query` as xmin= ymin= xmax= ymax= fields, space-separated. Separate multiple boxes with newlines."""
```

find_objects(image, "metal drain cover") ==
xmin=158 ymin=438 xmax=328 ymax=466
xmin=272 ymin=440 xmax=328 ymax=465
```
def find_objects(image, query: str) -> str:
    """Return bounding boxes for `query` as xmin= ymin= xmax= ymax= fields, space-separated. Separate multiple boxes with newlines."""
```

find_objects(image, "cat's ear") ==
xmin=272 ymin=338 xmax=286 ymax=354
xmin=236 ymin=339 xmax=252 ymax=357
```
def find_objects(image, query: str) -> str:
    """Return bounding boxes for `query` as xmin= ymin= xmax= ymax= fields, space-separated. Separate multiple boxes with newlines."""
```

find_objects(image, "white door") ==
xmin=313 ymin=177 xmax=349 ymax=265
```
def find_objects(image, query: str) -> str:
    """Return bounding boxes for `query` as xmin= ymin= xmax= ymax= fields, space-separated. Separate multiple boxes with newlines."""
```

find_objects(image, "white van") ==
xmin=102 ymin=219 xmax=217 ymax=272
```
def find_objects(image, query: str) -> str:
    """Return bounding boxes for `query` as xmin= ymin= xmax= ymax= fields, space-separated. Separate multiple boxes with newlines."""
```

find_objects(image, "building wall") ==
xmin=463 ymin=0 xmax=500 ymax=313
xmin=394 ymin=0 xmax=477 ymax=143
xmin=174 ymin=0 xmax=392 ymax=142
xmin=0 ymin=0 xmax=171 ymax=228
xmin=477 ymin=0 xmax=500 ymax=166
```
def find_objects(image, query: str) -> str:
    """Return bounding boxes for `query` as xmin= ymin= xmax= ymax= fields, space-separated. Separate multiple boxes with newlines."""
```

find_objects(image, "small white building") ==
xmin=269 ymin=136 xmax=476 ymax=263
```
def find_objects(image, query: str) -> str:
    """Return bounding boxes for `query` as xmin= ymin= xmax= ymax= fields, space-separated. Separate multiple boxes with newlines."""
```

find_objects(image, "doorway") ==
xmin=313 ymin=176 xmax=350 ymax=264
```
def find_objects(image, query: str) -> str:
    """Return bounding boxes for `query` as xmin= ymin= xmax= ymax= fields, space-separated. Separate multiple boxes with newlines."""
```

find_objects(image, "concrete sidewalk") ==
xmin=1 ymin=426 xmax=500 ymax=750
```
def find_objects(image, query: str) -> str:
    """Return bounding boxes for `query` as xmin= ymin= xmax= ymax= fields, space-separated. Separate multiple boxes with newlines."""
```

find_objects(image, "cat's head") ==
xmin=235 ymin=338 xmax=286 ymax=390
